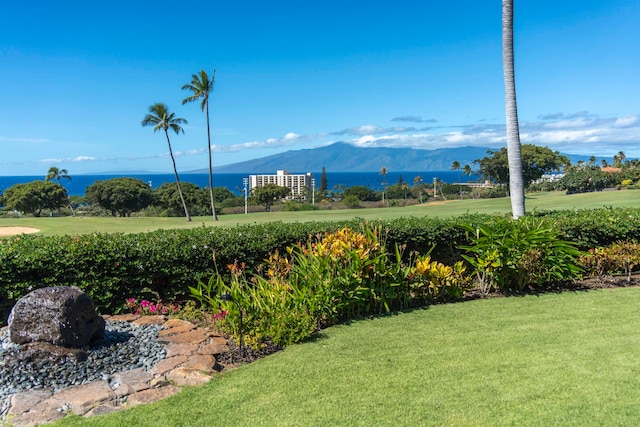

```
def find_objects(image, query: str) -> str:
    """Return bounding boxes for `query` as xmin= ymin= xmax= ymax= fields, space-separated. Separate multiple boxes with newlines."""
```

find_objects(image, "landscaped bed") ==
xmin=50 ymin=285 xmax=640 ymax=426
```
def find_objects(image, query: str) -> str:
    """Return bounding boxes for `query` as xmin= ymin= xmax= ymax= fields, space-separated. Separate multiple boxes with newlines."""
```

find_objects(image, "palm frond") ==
xmin=142 ymin=102 xmax=186 ymax=134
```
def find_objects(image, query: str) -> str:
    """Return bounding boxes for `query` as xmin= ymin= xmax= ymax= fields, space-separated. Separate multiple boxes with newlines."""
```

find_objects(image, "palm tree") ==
xmin=502 ymin=0 xmax=526 ymax=218
xmin=379 ymin=167 xmax=388 ymax=206
xmin=45 ymin=166 xmax=75 ymax=216
xmin=613 ymin=151 xmax=626 ymax=167
xmin=451 ymin=161 xmax=462 ymax=199
xmin=182 ymin=70 xmax=218 ymax=221
xmin=141 ymin=103 xmax=191 ymax=222
xmin=462 ymin=164 xmax=474 ymax=199
xmin=413 ymin=175 xmax=423 ymax=203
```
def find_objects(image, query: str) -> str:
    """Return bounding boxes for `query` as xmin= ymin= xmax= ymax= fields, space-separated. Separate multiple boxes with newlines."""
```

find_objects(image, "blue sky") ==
xmin=1 ymin=0 xmax=639 ymax=176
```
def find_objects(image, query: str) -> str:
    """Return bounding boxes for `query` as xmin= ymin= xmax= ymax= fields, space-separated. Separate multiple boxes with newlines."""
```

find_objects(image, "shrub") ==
xmin=283 ymin=201 xmax=319 ymax=211
xmin=409 ymin=255 xmax=472 ymax=302
xmin=4 ymin=208 xmax=640 ymax=325
xmin=579 ymin=241 xmax=640 ymax=281
xmin=459 ymin=216 xmax=583 ymax=293
xmin=342 ymin=195 xmax=361 ymax=209
xmin=190 ymin=225 xmax=419 ymax=347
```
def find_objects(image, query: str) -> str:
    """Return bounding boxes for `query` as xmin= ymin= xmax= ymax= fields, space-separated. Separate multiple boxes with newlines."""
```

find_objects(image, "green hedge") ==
xmin=2 ymin=208 xmax=640 ymax=322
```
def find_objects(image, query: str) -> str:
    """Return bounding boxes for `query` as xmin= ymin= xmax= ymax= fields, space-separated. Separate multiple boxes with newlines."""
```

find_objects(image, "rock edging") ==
xmin=3 ymin=314 xmax=229 ymax=427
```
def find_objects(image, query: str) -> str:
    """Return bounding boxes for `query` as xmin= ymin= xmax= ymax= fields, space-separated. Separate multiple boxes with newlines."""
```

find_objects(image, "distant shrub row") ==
xmin=2 ymin=207 xmax=640 ymax=323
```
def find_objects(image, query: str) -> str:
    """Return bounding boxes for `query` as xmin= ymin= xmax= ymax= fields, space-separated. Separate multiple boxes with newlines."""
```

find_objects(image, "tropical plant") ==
xmin=451 ymin=161 xmax=462 ymax=199
xmin=613 ymin=151 xmax=626 ymax=167
xmin=379 ymin=167 xmax=388 ymax=206
xmin=502 ymin=0 xmax=525 ymax=218
xmin=141 ymin=103 xmax=191 ymax=221
xmin=459 ymin=216 xmax=583 ymax=293
xmin=45 ymin=166 xmax=74 ymax=216
xmin=182 ymin=69 xmax=218 ymax=221
xmin=409 ymin=255 xmax=471 ymax=301
xmin=413 ymin=175 xmax=424 ymax=203
xmin=462 ymin=164 xmax=475 ymax=199
xmin=580 ymin=241 xmax=640 ymax=282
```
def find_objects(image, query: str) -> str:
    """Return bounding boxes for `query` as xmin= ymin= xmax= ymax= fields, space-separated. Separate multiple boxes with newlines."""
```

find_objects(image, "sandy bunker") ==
xmin=0 ymin=227 xmax=40 ymax=236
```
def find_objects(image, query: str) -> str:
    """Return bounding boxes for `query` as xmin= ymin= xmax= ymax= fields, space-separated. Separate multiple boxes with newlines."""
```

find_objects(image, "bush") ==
xmin=459 ymin=216 xmax=583 ymax=293
xmin=190 ymin=225 xmax=480 ymax=347
xmin=342 ymin=195 xmax=361 ymax=209
xmin=283 ymin=201 xmax=319 ymax=211
xmin=4 ymin=208 xmax=640 ymax=326
xmin=579 ymin=241 xmax=640 ymax=281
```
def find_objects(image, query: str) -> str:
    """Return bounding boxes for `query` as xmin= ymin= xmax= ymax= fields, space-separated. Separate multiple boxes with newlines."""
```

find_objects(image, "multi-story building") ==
xmin=249 ymin=170 xmax=314 ymax=199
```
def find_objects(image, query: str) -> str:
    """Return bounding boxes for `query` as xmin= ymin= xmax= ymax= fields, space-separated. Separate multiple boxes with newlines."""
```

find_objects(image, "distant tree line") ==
xmin=2 ymin=146 xmax=640 ymax=217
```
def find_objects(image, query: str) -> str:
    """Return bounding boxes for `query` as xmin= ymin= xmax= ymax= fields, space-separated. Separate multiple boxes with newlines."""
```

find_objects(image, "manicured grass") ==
xmin=2 ymin=189 xmax=640 ymax=236
xmin=55 ymin=287 xmax=640 ymax=426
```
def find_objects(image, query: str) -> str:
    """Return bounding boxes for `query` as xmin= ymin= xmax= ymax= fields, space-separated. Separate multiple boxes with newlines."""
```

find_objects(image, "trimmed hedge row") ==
xmin=2 ymin=208 xmax=639 ymax=322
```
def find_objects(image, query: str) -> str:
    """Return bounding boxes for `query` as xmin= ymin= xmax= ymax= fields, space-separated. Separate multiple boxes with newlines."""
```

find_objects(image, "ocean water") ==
xmin=0 ymin=171 xmax=473 ymax=197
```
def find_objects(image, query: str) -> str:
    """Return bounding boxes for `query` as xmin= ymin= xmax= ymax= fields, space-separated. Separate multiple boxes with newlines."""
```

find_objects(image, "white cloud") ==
xmin=542 ymin=118 xmax=594 ymax=129
xmin=72 ymin=156 xmax=95 ymax=162
xmin=210 ymin=131 xmax=309 ymax=153
xmin=327 ymin=111 xmax=640 ymax=156
xmin=614 ymin=115 xmax=639 ymax=127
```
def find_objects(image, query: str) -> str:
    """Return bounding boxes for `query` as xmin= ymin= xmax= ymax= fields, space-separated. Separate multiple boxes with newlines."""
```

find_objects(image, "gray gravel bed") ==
xmin=0 ymin=321 xmax=166 ymax=416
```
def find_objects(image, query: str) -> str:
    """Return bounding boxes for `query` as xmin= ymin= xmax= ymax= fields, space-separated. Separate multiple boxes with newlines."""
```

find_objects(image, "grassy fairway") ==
xmin=1 ymin=189 xmax=639 ymax=236
xmin=54 ymin=287 xmax=640 ymax=426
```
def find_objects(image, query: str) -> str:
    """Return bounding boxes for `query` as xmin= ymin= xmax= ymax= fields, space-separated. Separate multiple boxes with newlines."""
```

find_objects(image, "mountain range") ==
xmin=201 ymin=142 xmax=593 ymax=173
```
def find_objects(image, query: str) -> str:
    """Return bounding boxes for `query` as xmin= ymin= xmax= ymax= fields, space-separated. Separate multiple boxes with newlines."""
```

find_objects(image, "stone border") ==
xmin=4 ymin=314 xmax=229 ymax=426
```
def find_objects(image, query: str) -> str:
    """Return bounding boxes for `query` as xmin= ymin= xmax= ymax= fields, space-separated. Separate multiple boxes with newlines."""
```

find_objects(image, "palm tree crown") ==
xmin=181 ymin=70 xmax=214 ymax=111
xmin=45 ymin=166 xmax=74 ymax=216
xmin=46 ymin=167 xmax=71 ymax=184
xmin=142 ymin=103 xmax=191 ymax=222
xmin=182 ymin=69 xmax=218 ymax=221
xmin=141 ymin=103 xmax=187 ymax=135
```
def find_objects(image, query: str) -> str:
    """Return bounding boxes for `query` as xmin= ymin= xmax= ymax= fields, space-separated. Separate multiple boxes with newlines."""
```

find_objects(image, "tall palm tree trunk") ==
xmin=205 ymin=101 xmax=218 ymax=220
xmin=56 ymin=177 xmax=76 ymax=217
xmin=165 ymin=130 xmax=191 ymax=222
xmin=502 ymin=0 xmax=526 ymax=218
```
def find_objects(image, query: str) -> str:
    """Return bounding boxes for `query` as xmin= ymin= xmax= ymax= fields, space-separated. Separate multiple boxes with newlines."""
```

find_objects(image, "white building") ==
xmin=249 ymin=170 xmax=314 ymax=199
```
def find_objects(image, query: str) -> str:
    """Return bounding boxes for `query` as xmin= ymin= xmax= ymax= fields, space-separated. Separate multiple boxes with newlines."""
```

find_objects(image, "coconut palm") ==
xmin=613 ymin=151 xmax=626 ymax=167
xmin=182 ymin=70 xmax=218 ymax=221
xmin=45 ymin=166 xmax=75 ymax=216
xmin=141 ymin=103 xmax=191 ymax=222
xmin=379 ymin=167 xmax=388 ymax=206
xmin=451 ymin=161 xmax=462 ymax=199
xmin=502 ymin=0 xmax=525 ymax=218
xmin=462 ymin=164 xmax=475 ymax=199
xmin=413 ymin=175 xmax=423 ymax=203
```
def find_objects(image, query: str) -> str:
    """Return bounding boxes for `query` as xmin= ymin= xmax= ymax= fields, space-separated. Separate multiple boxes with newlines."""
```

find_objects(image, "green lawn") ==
xmin=54 ymin=287 xmax=640 ymax=426
xmin=2 ymin=189 xmax=639 ymax=236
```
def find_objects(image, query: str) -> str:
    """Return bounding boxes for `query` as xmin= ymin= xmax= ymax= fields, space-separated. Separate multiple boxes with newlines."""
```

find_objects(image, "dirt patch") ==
xmin=0 ymin=226 xmax=40 ymax=236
